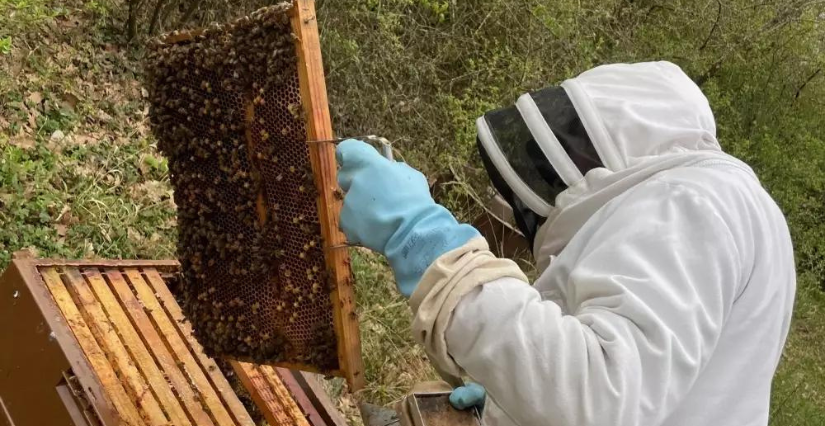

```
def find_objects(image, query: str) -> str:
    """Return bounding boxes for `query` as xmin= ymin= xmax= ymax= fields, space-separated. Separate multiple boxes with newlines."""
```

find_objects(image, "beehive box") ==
xmin=0 ymin=256 xmax=349 ymax=426
xmin=145 ymin=0 xmax=363 ymax=390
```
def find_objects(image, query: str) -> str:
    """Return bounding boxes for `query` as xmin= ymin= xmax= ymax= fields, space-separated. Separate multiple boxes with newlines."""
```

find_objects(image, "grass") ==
xmin=1 ymin=0 xmax=824 ymax=425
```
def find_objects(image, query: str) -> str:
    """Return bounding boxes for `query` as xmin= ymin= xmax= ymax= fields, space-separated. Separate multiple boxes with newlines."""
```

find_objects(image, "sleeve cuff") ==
xmin=409 ymin=237 xmax=528 ymax=377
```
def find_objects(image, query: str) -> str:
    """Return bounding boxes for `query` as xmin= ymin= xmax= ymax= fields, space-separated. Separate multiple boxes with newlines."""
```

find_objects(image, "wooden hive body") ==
xmin=0 ymin=257 xmax=348 ymax=426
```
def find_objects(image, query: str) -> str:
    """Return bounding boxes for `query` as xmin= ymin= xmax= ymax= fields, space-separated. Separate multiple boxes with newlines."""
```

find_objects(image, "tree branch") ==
xmin=126 ymin=0 xmax=145 ymax=41
xmin=148 ymin=0 xmax=168 ymax=35
xmin=794 ymin=68 xmax=822 ymax=101
xmin=699 ymin=0 xmax=722 ymax=51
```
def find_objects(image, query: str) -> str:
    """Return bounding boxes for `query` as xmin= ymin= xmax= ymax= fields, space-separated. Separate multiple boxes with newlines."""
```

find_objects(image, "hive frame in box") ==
xmin=0 ymin=254 xmax=349 ymax=426
xmin=154 ymin=0 xmax=364 ymax=390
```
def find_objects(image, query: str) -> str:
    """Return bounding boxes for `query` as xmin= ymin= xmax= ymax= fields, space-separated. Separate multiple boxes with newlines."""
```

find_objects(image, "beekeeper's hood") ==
xmin=476 ymin=61 xmax=754 ymax=271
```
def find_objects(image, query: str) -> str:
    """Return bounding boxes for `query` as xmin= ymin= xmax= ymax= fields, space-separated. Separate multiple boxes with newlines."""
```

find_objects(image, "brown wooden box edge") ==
xmin=2 ymin=257 xmax=133 ymax=425
xmin=0 ymin=257 xmax=348 ymax=426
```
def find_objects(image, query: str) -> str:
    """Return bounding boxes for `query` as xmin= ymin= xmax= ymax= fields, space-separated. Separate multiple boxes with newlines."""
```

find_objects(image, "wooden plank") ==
xmin=259 ymin=366 xmax=311 ymax=426
xmin=84 ymin=268 xmax=193 ymax=426
xmin=120 ymin=268 xmax=239 ymax=426
xmin=231 ymin=362 xmax=307 ymax=426
xmin=290 ymin=0 xmax=365 ymax=391
xmin=62 ymin=268 xmax=169 ymax=425
xmin=276 ymin=369 xmax=328 ymax=426
xmin=34 ymin=259 xmax=180 ymax=270
xmin=12 ymin=259 xmax=122 ymax=425
xmin=40 ymin=267 xmax=146 ymax=426
xmin=141 ymin=268 xmax=256 ymax=426
xmin=292 ymin=371 xmax=349 ymax=426
xmin=104 ymin=269 xmax=217 ymax=426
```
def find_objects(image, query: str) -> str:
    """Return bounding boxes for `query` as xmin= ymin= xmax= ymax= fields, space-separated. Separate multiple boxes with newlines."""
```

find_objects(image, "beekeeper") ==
xmin=335 ymin=61 xmax=796 ymax=426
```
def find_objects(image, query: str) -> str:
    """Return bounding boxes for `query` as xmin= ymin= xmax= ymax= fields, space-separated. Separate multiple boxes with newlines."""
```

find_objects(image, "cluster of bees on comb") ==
xmin=146 ymin=3 xmax=339 ymax=370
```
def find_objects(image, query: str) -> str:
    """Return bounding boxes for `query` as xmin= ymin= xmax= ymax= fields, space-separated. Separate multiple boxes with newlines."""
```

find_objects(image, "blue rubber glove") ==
xmin=336 ymin=139 xmax=480 ymax=297
xmin=450 ymin=382 xmax=486 ymax=411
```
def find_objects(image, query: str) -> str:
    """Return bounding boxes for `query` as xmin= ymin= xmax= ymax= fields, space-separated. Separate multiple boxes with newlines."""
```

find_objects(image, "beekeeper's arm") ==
xmin=335 ymin=139 xmax=512 ymax=407
xmin=413 ymin=176 xmax=740 ymax=425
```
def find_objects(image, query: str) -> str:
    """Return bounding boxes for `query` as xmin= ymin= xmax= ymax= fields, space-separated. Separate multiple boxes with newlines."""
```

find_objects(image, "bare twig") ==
xmin=126 ymin=0 xmax=145 ymax=41
xmin=148 ymin=0 xmax=168 ymax=35
xmin=695 ymin=1 xmax=808 ymax=86
xmin=794 ymin=68 xmax=822 ymax=100
xmin=699 ymin=0 xmax=722 ymax=51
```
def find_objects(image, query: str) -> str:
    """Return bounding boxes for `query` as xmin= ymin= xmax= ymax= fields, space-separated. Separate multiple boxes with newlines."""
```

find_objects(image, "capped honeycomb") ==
xmin=145 ymin=3 xmax=344 ymax=373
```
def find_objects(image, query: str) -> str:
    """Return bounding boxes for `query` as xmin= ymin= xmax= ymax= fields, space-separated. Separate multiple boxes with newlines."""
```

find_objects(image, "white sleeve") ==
xmin=444 ymin=180 xmax=742 ymax=426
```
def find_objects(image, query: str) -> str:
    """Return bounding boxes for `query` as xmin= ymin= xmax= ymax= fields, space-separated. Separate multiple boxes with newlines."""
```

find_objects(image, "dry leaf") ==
xmin=55 ymin=205 xmax=78 ymax=225
xmin=10 ymin=136 xmax=36 ymax=149
xmin=73 ymin=134 xmax=100 ymax=146
xmin=61 ymin=92 xmax=80 ymax=110
xmin=56 ymin=16 xmax=80 ymax=29
xmin=138 ymin=157 xmax=150 ymax=176
xmin=0 ymin=116 xmax=9 ymax=130
xmin=55 ymin=224 xmax=68 ymax=237
xmin=12 ymin=248 xmax=39 ymax=259
xmin=27 ymin=110 xmax=38 ymax=128
xmin=130 ymin=180 xmax=172 ymax=204
xmin=96 ymin=110 xmax=113 ymax=123
xmin=83 ymin=240 xmax=95 ymax=258
xmin=127 ymin=227 xmax=142 ymax=242
xmin=27 ymin=91 xmax=43 ymax=105
xmin=20 ymin=246 xmax=40 ymax=258
xmin=9 ymin=58 xmax=23 ymax=77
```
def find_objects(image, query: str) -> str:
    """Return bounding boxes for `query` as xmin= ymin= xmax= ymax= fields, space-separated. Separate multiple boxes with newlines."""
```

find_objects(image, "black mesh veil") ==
xmin=476 ymin=86 xmax=604 ymax=248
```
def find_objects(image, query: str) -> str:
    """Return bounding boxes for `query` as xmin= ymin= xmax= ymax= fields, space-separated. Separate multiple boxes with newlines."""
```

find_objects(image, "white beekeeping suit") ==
xmin=409 ymin=61 xmax=796 ymax=426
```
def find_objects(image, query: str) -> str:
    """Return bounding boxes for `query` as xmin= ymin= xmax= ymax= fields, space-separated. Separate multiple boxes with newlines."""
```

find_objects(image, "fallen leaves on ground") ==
xmin=9 ymin=136 xmax=36 ymax=149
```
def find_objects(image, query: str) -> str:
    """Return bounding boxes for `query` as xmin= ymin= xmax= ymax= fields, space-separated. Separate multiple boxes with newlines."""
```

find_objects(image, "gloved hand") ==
xmin=336 ymin=139 xmax=480 ymax=297
xmin=450 ymin=382 xmax=487 ymax=411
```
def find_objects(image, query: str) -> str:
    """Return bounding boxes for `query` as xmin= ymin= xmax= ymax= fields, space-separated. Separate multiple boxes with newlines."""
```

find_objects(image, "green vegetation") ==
xmin=1 ymin=0 xmax=823 ymax=424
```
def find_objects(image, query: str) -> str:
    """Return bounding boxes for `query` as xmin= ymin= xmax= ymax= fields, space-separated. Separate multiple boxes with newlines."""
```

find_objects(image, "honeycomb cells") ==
xmin=146 ymin=4 xmax=338 ymax=370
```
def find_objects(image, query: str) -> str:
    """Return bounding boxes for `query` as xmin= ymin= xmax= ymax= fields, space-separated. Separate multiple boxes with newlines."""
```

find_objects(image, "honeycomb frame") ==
xmin=145 ymin=0 xmax=363 ymax=390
